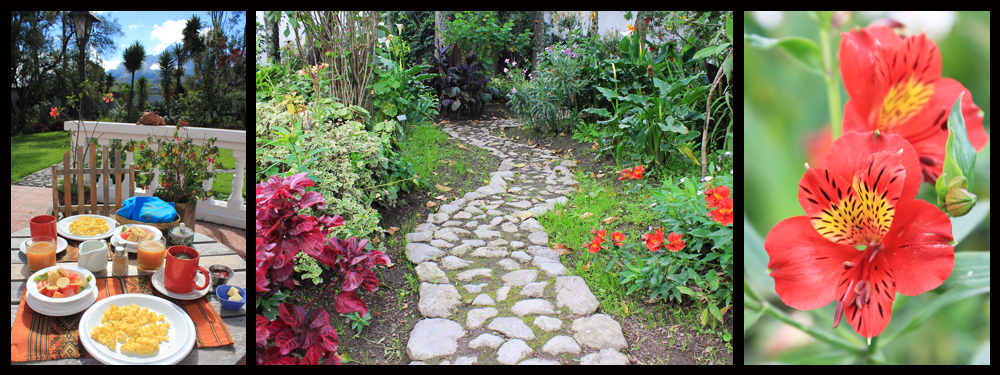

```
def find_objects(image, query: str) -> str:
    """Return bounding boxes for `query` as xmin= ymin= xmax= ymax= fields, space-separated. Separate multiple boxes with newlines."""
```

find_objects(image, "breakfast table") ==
xmin=10 ymin=225 xmax=247 ymax=365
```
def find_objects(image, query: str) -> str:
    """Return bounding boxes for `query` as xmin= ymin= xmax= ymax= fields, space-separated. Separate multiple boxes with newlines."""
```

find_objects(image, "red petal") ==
xmin=823 ymin=132 xmax=922 ymax=204
xmin=765 ymin=216 xmax=861 ymax=310
xmin=840 ymin=249 xmax=897 ymax=339
xmin=883 ymin=199 xmax=954 ymax=295
xmin=904 ymin=78 xmax=989 ymax=183
xmin=799 ymin=145 xmax=907 ymax=245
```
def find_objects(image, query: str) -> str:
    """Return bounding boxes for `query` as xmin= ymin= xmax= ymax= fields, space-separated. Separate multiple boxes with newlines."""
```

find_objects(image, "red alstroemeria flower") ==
xmin=587 ymin=229 xmax=607 ymax=254
xmin=709 ymin=198 xmax=734 ymax=226
xmin=618 ymin=165 xmax=645 ymax=181
xmin=611 ymin=231 xmax=626 ymax=247
xmin=641 ymin=227 xmax=665 ymax=252
xmin=765 ymin=131 xmax=954 ymax=342
xmin=665 ymin=232 xmax=686 ymax=252
xmin=840 ymin=24 xmax=988 ymax=183
xmin=705 ymin=185 xmax=730 ymax=207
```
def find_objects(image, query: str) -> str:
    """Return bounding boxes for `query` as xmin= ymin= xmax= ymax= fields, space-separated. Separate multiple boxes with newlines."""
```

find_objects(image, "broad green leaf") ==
xmin=744 ymin=33 xmax=823 ymax=75
xmin=881 ymin=286 xmax=990 ymax=346
xmin=744 ymin=215 xmax=774 ymax=300
xmin=940 ymin=252 xmax=990 ymax=290
xmin=951 ymin=200 xmax=990 ymax=244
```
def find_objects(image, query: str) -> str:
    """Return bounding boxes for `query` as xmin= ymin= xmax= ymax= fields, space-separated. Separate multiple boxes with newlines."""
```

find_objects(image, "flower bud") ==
xmin=942 ymin=176 xmax=977 ymax=217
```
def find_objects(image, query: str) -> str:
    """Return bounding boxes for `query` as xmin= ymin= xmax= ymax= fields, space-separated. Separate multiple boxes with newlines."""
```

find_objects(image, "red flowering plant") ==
xmin=256 ymin=172 xmax=392 ymax=364
xmin=765 ymin=131 xmax=954 ymax=344
xmin=580 ymin=170 xmax=735 ymax=326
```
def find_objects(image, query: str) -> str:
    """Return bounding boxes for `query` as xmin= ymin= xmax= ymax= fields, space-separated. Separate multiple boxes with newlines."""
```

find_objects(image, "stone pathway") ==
xmin=404 ymin=121 xmax=629 ymax=365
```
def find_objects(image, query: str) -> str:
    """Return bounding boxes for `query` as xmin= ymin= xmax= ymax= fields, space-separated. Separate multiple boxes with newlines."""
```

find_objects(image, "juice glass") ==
xmin=26 ymin=236 xmax=57 ymax=272
xmin=137 ymin=237 xmax=166 ymax=272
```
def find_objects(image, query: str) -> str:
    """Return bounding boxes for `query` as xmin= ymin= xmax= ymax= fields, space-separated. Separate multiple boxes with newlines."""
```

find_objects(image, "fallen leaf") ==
xmin=514 ymin=163 xmax=526 ymax=168
xmin=435 ymin=195 xmax=448 ymax=200
xmin=387 ymin=227 xmax=400 ymax=235
xmin=553 ymin=243 xmax=573 ymax=255
xmin=435 ymin=184 xmax=452 ymax=192
xmin=425 ymin=201 xmax=436 ymax=208
xmin=602 ymin=216 xmax=618 ymax=224
xmin=519 ymin=211 xmax=533 ymax=220
xmin=579 ymin=212 xmax=594 ymax=219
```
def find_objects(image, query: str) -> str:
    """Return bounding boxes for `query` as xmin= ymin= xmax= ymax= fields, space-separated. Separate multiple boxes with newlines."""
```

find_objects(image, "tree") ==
xmin=122 ymin=40 xmax=146 ymax=116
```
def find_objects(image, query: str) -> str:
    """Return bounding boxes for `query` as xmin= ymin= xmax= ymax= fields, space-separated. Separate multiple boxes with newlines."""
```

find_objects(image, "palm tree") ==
xmin=178 ymin=15 xmax=204 ymax=92
xmin=157 ymin=50 xmax=175 ymax=118
xmin=122 ymin=41 xmax=147 ymax=116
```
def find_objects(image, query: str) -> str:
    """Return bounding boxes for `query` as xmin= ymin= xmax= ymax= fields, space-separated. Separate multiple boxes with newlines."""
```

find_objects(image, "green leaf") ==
xmin=744 ymin=33 xmax=823 ymax=75
xmin=881 ymin=286 xmax=990 ymax=346
xmin=940 ymin=252 xmax=990 ymax=290
xmin=744 ymin=215 xmax=774 ymax=301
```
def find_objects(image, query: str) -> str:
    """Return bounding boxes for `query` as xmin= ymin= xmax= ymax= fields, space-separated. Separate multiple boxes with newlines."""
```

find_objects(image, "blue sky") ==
xmin=97 ymin=11 xmax=219 ymax=80
xmin=101 ymin=11 xmax=206 ymax=71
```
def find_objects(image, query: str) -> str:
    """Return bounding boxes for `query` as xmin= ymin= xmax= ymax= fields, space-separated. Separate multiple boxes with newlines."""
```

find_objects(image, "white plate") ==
xmin=109 ymin=224 xmax=164 ymax=253
xmin=19 ymin=237 xmax=69 ymax=255
xmin=150 ymin=268 xmax=210 ymax=300
xmin=25 ymin=286 xmax=97 ymax=316
xmin=57 ymin=215 xmax=118 ymax=241
xmin=79 ymin=294 xmax=196 ymax=365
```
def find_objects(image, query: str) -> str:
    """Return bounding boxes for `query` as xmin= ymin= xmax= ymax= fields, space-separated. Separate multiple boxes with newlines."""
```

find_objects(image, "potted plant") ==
xmin=124 ymin=121 xmax=220 ymax=229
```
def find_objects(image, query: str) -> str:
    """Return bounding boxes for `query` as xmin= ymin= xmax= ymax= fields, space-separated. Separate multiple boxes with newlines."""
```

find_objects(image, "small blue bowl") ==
xmin=216 ymin=285 xmax=246 ymax=311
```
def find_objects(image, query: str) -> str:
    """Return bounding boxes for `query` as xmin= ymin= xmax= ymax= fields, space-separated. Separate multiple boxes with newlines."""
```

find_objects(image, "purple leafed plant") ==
xmin=256 ymin=303 xmax=341 ymax=365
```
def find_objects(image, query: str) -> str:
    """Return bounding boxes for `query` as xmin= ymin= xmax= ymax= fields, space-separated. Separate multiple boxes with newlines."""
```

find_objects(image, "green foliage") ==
xmin=639 ymin=173 xmax=734 ymax=327
xmin=293 ymin=251 xmax=326 ymax=286
xmin=443 ymin=11 xmax=533 ymax=73
xmin=255 ymin=100 xmax=385 ymax=239
xmin=506 ymin=43 xmax=591 ymax=133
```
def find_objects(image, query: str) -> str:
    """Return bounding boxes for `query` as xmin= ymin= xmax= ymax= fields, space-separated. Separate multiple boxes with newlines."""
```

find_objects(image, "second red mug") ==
xmin=164 ymin=246 xmax=209 ymax=294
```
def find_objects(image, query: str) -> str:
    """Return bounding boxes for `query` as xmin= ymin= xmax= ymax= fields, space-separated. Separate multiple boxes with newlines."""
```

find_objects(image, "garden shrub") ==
xmin=256 ymin=100 xmax=384 ymax=239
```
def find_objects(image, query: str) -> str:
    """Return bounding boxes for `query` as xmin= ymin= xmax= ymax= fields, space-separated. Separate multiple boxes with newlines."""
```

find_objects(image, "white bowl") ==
xmin=26 ymin=265 xmax=96 ymax=305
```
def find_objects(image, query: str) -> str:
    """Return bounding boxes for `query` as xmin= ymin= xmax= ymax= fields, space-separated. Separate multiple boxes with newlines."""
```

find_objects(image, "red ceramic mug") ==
xmin=164 ymin=246 xmax=209 ymax=294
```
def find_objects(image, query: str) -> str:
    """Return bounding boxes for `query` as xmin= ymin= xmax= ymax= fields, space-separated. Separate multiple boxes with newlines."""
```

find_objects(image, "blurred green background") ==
xmin=743 ymin=11 xmax=991 ymax=364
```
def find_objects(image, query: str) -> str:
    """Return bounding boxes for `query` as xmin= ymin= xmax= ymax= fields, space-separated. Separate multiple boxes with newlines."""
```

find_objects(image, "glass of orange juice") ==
xmin=137 ymin=237 xmax=166 ymax=272
xmin=26 ymin=236 xmax=56 ymax=272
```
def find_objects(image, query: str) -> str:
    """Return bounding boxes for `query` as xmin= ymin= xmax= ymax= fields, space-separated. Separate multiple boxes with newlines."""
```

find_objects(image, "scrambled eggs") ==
xmin=90 ymin=303 xmax=170 ymax=355
xmin=69 ymin=216 xmax=110 ymax=236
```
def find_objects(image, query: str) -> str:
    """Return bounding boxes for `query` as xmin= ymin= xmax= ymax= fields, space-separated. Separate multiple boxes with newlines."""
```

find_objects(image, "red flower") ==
xmin=765 ymin=131 xmax=954 ymax=342
xmin=640 ymin=227 xmax=665 ymax=252
xmin=709 ymin=198 xmax=733 ymax=226
xmin=587 ymin=229 xmax=607 ymax=254
xmin=665 ymin=232 xmax=685 ymax=252
xmin=618 ymin=165 xmax=645 ymax=180
xmin=839 ymin=25 xmax=988 ymax=183
xmin=611 ymin=231 xmax=626 ymax=247
xmin=705 ymin=185 xmax=730 ymax=207
xmin=49 ymin=107 xmax=59 ymax=118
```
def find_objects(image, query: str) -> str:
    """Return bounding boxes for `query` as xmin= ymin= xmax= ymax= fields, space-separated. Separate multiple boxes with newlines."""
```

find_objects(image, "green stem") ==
xmin=817 ymin=26 xmax=843 ymax=139
xmin=744 ymin=290 xmax=865 ymax=356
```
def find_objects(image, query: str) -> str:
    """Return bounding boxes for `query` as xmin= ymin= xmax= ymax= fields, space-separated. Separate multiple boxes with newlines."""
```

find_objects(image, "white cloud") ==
xmin=149 ymin=19 xmax=187 ymax=55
